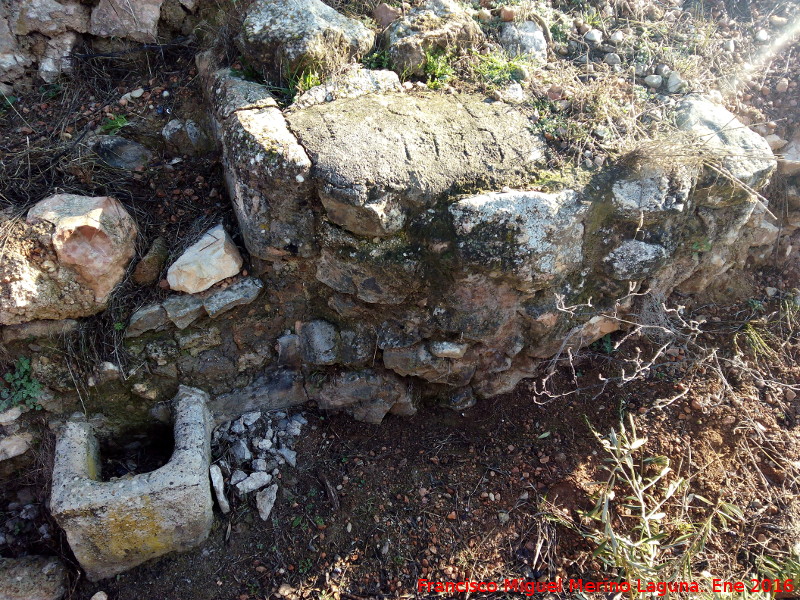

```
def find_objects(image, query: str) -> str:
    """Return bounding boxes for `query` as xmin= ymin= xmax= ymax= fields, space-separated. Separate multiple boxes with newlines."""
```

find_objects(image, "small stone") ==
xmin=603 ymin=52 xmax=621 ymax=65
xmin=721 ymin=415 xmax=736 ymax=425
xmin=446 ymin=511 xmax=456 ymax=520
xmin=786 ymin=389 xmax=797 ymax=401
xmin=765 ymin=287 xmax=778 ymax=297
xmin=764 ymin=135 xmax=788 ymax=151
xmin=0 ymin=556 xmax=69 ymax=600
xmin=691 ymin=398 xmax=703 ymax=411
xmin=162 ymin=294 xmax=205 ymax=329
xmin=722 ymin=39 xmax=735 ymax=52
xmin=609 ymin=30 xmax=624 ymax=43
xmin=166 ymin=225 xmax=243 ymax=294
xmin=499 ymin=5 xmax=518 ymax=21
xmin=252 ymin=458 xmax=268 ymax=472
xmin=503 ymin=82 xmax=526 ymax=103
xmin=132 ymin=237 xmax=169 ymax=286
xmin=584 ymin=29 xmax=603 ymax=44
xmin=666 ymin=71 xmax=687 ymax=93
xmin=276 ymin=447 xmax=297 ymax=468
xmin=92 ymin=136 xmax=152 ymax=171
xmin=654 ymin=63 xmax=670 ymax=76
xmin=372 ymin=3 xmax=402 ymax=28
xmin=91 ymin=593 xmax=109 ymax=600
xmin=776 ymin=78 xmax=789 ymax=93
xmin=498 ymin=511 xmax=510 ymax=524
xmin=477 ymin=8 xmax=492 ymax=22
xmin=230 ymin=440 xmax=252 ymax=463
xmin=236 ymin=471 xmax=272 ymax=495
xmin=209 ymin=465 xmax=230 ymax=514
xmin=755 ymin=29 xmax=770 ymax=43
xmin=241 ymin=411 xmax=262 ymax=427
xmin=256 ymin=484 xmax=278 ymax=520
xmin=230 ymin=470 xmax=247 ymax=485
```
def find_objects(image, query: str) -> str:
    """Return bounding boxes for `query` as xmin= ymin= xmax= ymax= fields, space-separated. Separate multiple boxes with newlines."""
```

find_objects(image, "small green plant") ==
xmin=290 ymin=68 xmax=322 ymax=95
xmin=113 ymin=321 xmax=126 ymax=332
xmin=549 ymin=21 xmax=568 ymax=43
xmin=473 ymin=51 xmax=530 ymax=87
xmin=0 ymin=93 xmax=18 ymax=115
xmin=423 ymin=49 xmax=454 ymax=90
xmin=590 ymin=333 xmax=615 ymax=354
xmin=1 ymin=357 xmax=43 ymax=412
xmin=362 ymin=49 xmax=391 ymax=70
xmin=101 ymin=114 xmax=129 ymax=135
xmin=39 ymin=83 xmax=62 ymax=100
xmin=579 ymin=416 xmax=744 ymax=597
xmin=298 ymin=557 xmax=313 ymax=574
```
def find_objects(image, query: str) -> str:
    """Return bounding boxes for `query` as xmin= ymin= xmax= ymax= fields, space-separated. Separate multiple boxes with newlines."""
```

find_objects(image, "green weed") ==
xmin=423 ymin=49 xmax=454 ymax=90
xmin=473 ymin=51 xmax=530 ymax=87
xmin=100 ymin=114 xmax=130 ymax=135
xmin=1 ymin=357 xmax=43 ymax=412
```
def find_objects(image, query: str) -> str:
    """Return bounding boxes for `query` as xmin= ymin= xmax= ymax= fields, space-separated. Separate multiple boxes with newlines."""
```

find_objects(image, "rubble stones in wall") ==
xmin=239 ymin=0 xmax=375 ymax=82
xmin=167 ymin=225 xmax=243 ymax=294
xmin=206 ymin=69 xmax=316 ymax=260
xmin=313 ymin=369 xmax=415 ymax=424
xmin=13 ymin=0 xmax=90 ymax=36
xmin=291 ymin=65 xmax=403 ymax=110
xmin=315 ymin=225 xmax=421 ymax=304
xmin=675 ymin=95 xmax=775 ymax=190
xmin=285 ymin=93 xmax=547 ymax=237
xmin=605 ymin=240 xmax=668 ymax=280
xmin=90 ymin=0 xmax=165 ymax=43
xmin=611 ymin=164 xmax=695 ymax=219
xmin=385 ymin=0 xmax=484 ymax=76
xmin=449 ymin=189 xmax=587 ymax=291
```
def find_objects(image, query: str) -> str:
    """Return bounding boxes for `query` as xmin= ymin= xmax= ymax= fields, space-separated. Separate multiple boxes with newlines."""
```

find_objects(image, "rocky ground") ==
xmin=1 ymin=0 xmax=799 ymax=597
xmin=29 ymin=283 xmax=798 ymax=600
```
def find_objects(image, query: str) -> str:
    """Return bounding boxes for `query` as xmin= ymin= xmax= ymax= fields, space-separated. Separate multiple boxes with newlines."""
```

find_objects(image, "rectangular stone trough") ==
xmin=49 ymin=386 xmax=213 ymax=581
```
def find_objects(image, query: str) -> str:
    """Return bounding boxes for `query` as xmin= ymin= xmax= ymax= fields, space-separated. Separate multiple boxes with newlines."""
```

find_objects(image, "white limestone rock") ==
xmin=240 ymin=0 xmax=374 ymax=81
xmin=675 ymin=95 xmax=776 ymax=188
xmin=167 ymin=225 xmax=243 ymax=294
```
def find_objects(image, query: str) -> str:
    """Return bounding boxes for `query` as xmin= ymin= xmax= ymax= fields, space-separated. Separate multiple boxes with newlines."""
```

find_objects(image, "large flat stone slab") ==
xmin=286 ymin=93 xmax=546 ymax=237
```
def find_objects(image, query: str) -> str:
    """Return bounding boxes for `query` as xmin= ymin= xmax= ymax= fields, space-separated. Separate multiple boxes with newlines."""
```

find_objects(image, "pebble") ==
xmin=90 ymin=593 xmax=109 ymax=600
xmin=609 ymin=30 xmax=624 ymax=43
xmin=776 ymin=78 xmax=789 ymax=93
xmin=666 ymin=71 xmax=687 ymax=93
xmin=644 ymin=74 xmax=663 ymax=88
xmin=477 ymin=8 xmax=492 ymax=22
xmin=603 ymin=53 xmax=621 ymax=65
xmin=584 ymin=29 xmax=603 ymax=44
xmin=786 ymin=389 xmax=797 ymax=401
xmin=755 ymin=29 xmax=770 ymax=43
xmin=721 ymin=415 xmax=736 ymax=425
xmin=499 ymin=5 xmax=517 ymax=21
xmin=276 ymin=447 xmax=297 ymax=468
xmin=722 ymin=39 xmax=735 ymax=52
xmin=236 ymin=471 xmax=272 ymax=495
xmin=256 ymin=484 xmax=278 ymax=520
xmin=654 ymin=63 xmax=671 ymax=76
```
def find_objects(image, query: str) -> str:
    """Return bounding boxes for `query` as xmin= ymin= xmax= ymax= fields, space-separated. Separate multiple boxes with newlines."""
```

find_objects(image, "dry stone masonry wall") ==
xmin=1 ymin=0 xmax=799 ymax=583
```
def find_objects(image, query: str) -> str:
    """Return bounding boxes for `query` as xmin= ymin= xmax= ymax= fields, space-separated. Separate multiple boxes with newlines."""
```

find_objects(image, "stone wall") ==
xmin=1 ymin=0 xmax=799 ymax=481
xmin=0 ymin=0 xmax=202 ymax=94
